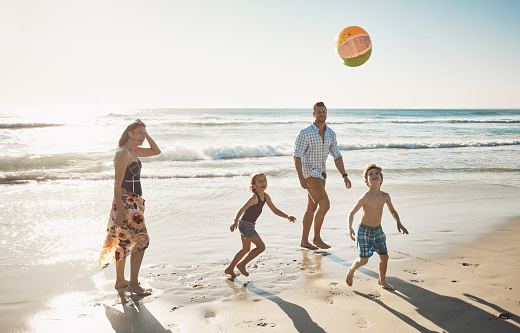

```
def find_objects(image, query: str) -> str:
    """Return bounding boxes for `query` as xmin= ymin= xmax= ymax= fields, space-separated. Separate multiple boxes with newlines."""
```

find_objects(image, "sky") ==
xmin=1 ymin=0 xmax=519 ymax=109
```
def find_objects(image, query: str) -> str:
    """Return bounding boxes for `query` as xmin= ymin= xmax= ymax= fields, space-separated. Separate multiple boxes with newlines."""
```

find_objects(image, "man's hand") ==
xmin=344 ymin=176 xmax=352 ymax=189
xmin=299 ymin=177 xmax=309 ymax=189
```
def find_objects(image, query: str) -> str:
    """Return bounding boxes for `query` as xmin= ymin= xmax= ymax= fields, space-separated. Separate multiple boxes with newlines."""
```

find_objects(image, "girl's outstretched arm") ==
xmin=265 ymin=194 xmax=296 ymax=222
xmin=230 ymin=194 xmax=258 ymax=231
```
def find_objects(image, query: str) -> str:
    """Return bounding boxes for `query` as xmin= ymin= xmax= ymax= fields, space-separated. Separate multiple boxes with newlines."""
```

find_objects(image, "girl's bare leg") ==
xmin=236 ymin=235 xmax=265 ymax=277
xmin=225 ymin=237 xmax=252 ymax=278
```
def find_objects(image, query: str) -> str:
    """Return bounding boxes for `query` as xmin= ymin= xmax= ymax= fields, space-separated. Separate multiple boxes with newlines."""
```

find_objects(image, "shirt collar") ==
xmin=311 ymin=122 xmax=328 ymax=133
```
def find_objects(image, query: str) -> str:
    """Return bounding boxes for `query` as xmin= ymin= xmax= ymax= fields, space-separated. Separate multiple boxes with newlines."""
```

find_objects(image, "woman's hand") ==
xmin=115 ymin=211 xmax=124 ymax=227
xmin=230 ymin=222 xmax=238 ymax=232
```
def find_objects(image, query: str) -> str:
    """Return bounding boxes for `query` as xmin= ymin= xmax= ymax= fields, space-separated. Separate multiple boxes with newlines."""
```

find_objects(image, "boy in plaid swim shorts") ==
xmin=346 ymin=164 xmax=409 ymax=290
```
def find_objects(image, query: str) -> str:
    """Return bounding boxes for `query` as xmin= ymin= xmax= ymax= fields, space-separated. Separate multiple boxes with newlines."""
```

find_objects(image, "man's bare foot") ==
xmin=378 ymin=279 xmax=395 ymax=290
xmin=301 ymin=242 xmax=319 ymax=250
xmin=224 ymin=267 xmax=237 ymax=278
xmin=126 ymin=284 xmax=152 ymax=297
xmin=115 ymin=279 xmax=131 ymax=289
xmin=313 ymin=239 xmax=331 ymax=249
xmin=236 ymin=263 xmax=249 ymax=277
xmin=346 ymin=268 xmax=354 ymax=286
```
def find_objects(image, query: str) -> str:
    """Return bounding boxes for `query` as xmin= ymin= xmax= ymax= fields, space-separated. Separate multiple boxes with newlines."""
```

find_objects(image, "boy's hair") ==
xmin=363 ymin=164 xmax=383 ymax=186
xmin=249 ymin=172 xmax=266 ymax=193
xmin=313 ymin=101 xmax=327 ymax=112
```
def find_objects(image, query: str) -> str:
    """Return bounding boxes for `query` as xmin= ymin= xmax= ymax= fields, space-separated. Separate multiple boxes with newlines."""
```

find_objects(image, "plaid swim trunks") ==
xmin=357 ymin=224 xmax=387 ymax=258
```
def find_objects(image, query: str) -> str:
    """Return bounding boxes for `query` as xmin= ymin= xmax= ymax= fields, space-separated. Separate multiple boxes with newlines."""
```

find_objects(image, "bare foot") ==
xmin=378 ymin=279 xmax=395 ymax=290
xmin=346 ymin=268 xmax=354 ymax=286
xmin=313 ymin=239 xmax=331 ymax=249
xmin=115 ymin=279 xmax=131 ymax=289
xmin=236 ymin=263 xmax=249 ymax=277
xmin=224 ymin=267 xmax=237 ymax=278
xmin=301 ymin=242 xmax=319 ymax=250
xmin=126 ymin=284 xmax=152 ymax=297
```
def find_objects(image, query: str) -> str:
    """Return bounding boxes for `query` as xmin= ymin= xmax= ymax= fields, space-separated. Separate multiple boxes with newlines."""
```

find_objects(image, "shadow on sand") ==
xmin=316 ymin=250 xmax=519 ymax=332
xmin=104 ymin=291 xmax=172 ymax=333
xmin=230 ymin=278 xmax=326 ymax=333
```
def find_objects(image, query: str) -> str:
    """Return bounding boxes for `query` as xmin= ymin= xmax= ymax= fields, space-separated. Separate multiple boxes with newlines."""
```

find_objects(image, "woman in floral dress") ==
xmin=99 ymin=119 xmax=161 ymax=296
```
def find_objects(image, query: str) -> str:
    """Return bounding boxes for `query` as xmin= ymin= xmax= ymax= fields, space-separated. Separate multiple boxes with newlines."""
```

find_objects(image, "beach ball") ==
xmin=335 ymin=26 xmax=372 ymax=67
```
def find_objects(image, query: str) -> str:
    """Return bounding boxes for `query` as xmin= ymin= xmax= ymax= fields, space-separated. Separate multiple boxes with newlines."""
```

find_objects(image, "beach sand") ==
xmin=11 ymin=198 xmax=519 ymax=333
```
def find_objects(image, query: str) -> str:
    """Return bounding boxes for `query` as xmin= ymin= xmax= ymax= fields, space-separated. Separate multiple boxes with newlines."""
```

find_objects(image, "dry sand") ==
xmin=25 ymin=217 xmax=519 ymax=332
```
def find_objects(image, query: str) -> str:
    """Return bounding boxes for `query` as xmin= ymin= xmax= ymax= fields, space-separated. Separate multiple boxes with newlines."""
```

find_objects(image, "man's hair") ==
xmin=313 ymin=101 xmax=327 ymax=112
xmin=363 ymin=164 xmax=383 ymax=186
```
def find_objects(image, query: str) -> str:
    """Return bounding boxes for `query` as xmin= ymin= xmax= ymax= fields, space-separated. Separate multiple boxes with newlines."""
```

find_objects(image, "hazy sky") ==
xmin=1 ymin=0 xmax=519 ymax=109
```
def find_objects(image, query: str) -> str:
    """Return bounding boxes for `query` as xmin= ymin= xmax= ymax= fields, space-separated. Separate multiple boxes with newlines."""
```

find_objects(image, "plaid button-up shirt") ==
xmin=293 ymin=123 xmax=342 ymax=179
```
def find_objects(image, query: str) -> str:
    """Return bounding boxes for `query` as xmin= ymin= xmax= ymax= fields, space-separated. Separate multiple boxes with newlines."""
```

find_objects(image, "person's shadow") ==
xmin=104 ymin=291 xmax=172 ymax=333
xmin=228 ymin=278 xmax=326 ymax=333
xmin=316 ymin=250 xmax=520 ymax=332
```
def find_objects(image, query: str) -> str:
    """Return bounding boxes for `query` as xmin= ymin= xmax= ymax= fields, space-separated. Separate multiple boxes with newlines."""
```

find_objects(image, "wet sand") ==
xmin=13 ymin=217 xmax=519 ymax=333
xmin=2 ymin=177 xmax=520 ymax=332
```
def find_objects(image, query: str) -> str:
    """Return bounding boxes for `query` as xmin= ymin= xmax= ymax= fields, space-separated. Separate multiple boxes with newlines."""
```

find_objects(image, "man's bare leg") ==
xmin=301 ymin=197 xmax=318 ymax=250
xmin=377 ymin=254 xmax=395 ymax=290
xmin=312 ymin=198 xmax=330 ymax=249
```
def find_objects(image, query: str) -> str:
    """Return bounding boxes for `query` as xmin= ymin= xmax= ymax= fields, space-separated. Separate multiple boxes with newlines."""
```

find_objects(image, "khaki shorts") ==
xmin=306 ymin=174 xmax=328 ymax=203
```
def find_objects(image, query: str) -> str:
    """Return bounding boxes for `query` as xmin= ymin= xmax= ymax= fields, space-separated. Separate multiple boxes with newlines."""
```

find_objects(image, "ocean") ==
xmin=1 ymin=108 xmax=520 ymax=331
xmin=2 ymin=108 xmax=519 ymax=183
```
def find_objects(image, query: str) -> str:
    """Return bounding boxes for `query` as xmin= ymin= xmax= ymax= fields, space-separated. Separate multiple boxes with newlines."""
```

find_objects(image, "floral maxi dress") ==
xmin=99 ymin=190 xmax=149 ymax=269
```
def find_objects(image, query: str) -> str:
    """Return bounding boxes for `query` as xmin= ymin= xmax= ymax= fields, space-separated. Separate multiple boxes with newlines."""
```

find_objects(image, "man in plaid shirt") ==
xmin=294 ymin=102 xmax=351 ymax=249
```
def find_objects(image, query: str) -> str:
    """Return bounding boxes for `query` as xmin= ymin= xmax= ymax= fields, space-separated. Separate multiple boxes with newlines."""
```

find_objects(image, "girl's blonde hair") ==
xmin=249 ymin=172 xmax=266 ymax=193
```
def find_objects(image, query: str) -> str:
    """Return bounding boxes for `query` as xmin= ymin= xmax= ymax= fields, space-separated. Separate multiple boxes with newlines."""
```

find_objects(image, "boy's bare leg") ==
xmin=301 ymin=198 xmax=318 ymax=249
xmin=237 ymin=235 xmax=265 ymax=277
xmin=312 ymin=198 xmax=331 ymax=249
xmin=377 ymin=254 xmax=395 ymax=290
xmin=346 ymin=257 xmax=368 ymax=286
xmin=115 ymin=257 xmax=130 ymax=289
xmin=126 ymin=250 xmax=151 ymax=296
xmin=225 ymin=237 xmax=251 ymax=278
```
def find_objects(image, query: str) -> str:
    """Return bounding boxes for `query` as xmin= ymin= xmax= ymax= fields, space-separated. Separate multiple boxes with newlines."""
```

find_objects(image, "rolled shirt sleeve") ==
xmin=329 ymin=134 xmax=342 ymax=160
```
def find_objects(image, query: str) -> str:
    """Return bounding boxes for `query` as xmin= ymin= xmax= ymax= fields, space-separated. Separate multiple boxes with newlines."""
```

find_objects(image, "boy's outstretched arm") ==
xmin=385 ymin=193 xmax=409 ymax=235
xmin=348 ymin=197 xmax=364 ymax=241
xmin=265 ymin=194 xmax=296 ymax=222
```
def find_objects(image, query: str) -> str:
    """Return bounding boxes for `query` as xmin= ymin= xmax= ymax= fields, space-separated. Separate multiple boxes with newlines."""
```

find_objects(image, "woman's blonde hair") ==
xmin=363 ymin=164 xmax=383 ymax=186
xmin=248 ymin=172 xmax=266 ymax=193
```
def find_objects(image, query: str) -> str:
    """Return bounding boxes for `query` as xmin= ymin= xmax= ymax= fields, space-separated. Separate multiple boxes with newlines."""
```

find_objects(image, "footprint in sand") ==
xmin=461 ymin=262 xmax=479 ymax=267
xmin=352 ymin=313 xmax=370 ymax=328
xmin=204 ymin=309 xmax=216 ymax=320
xmin=324 ymin=296 xmax=335 ymax=305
